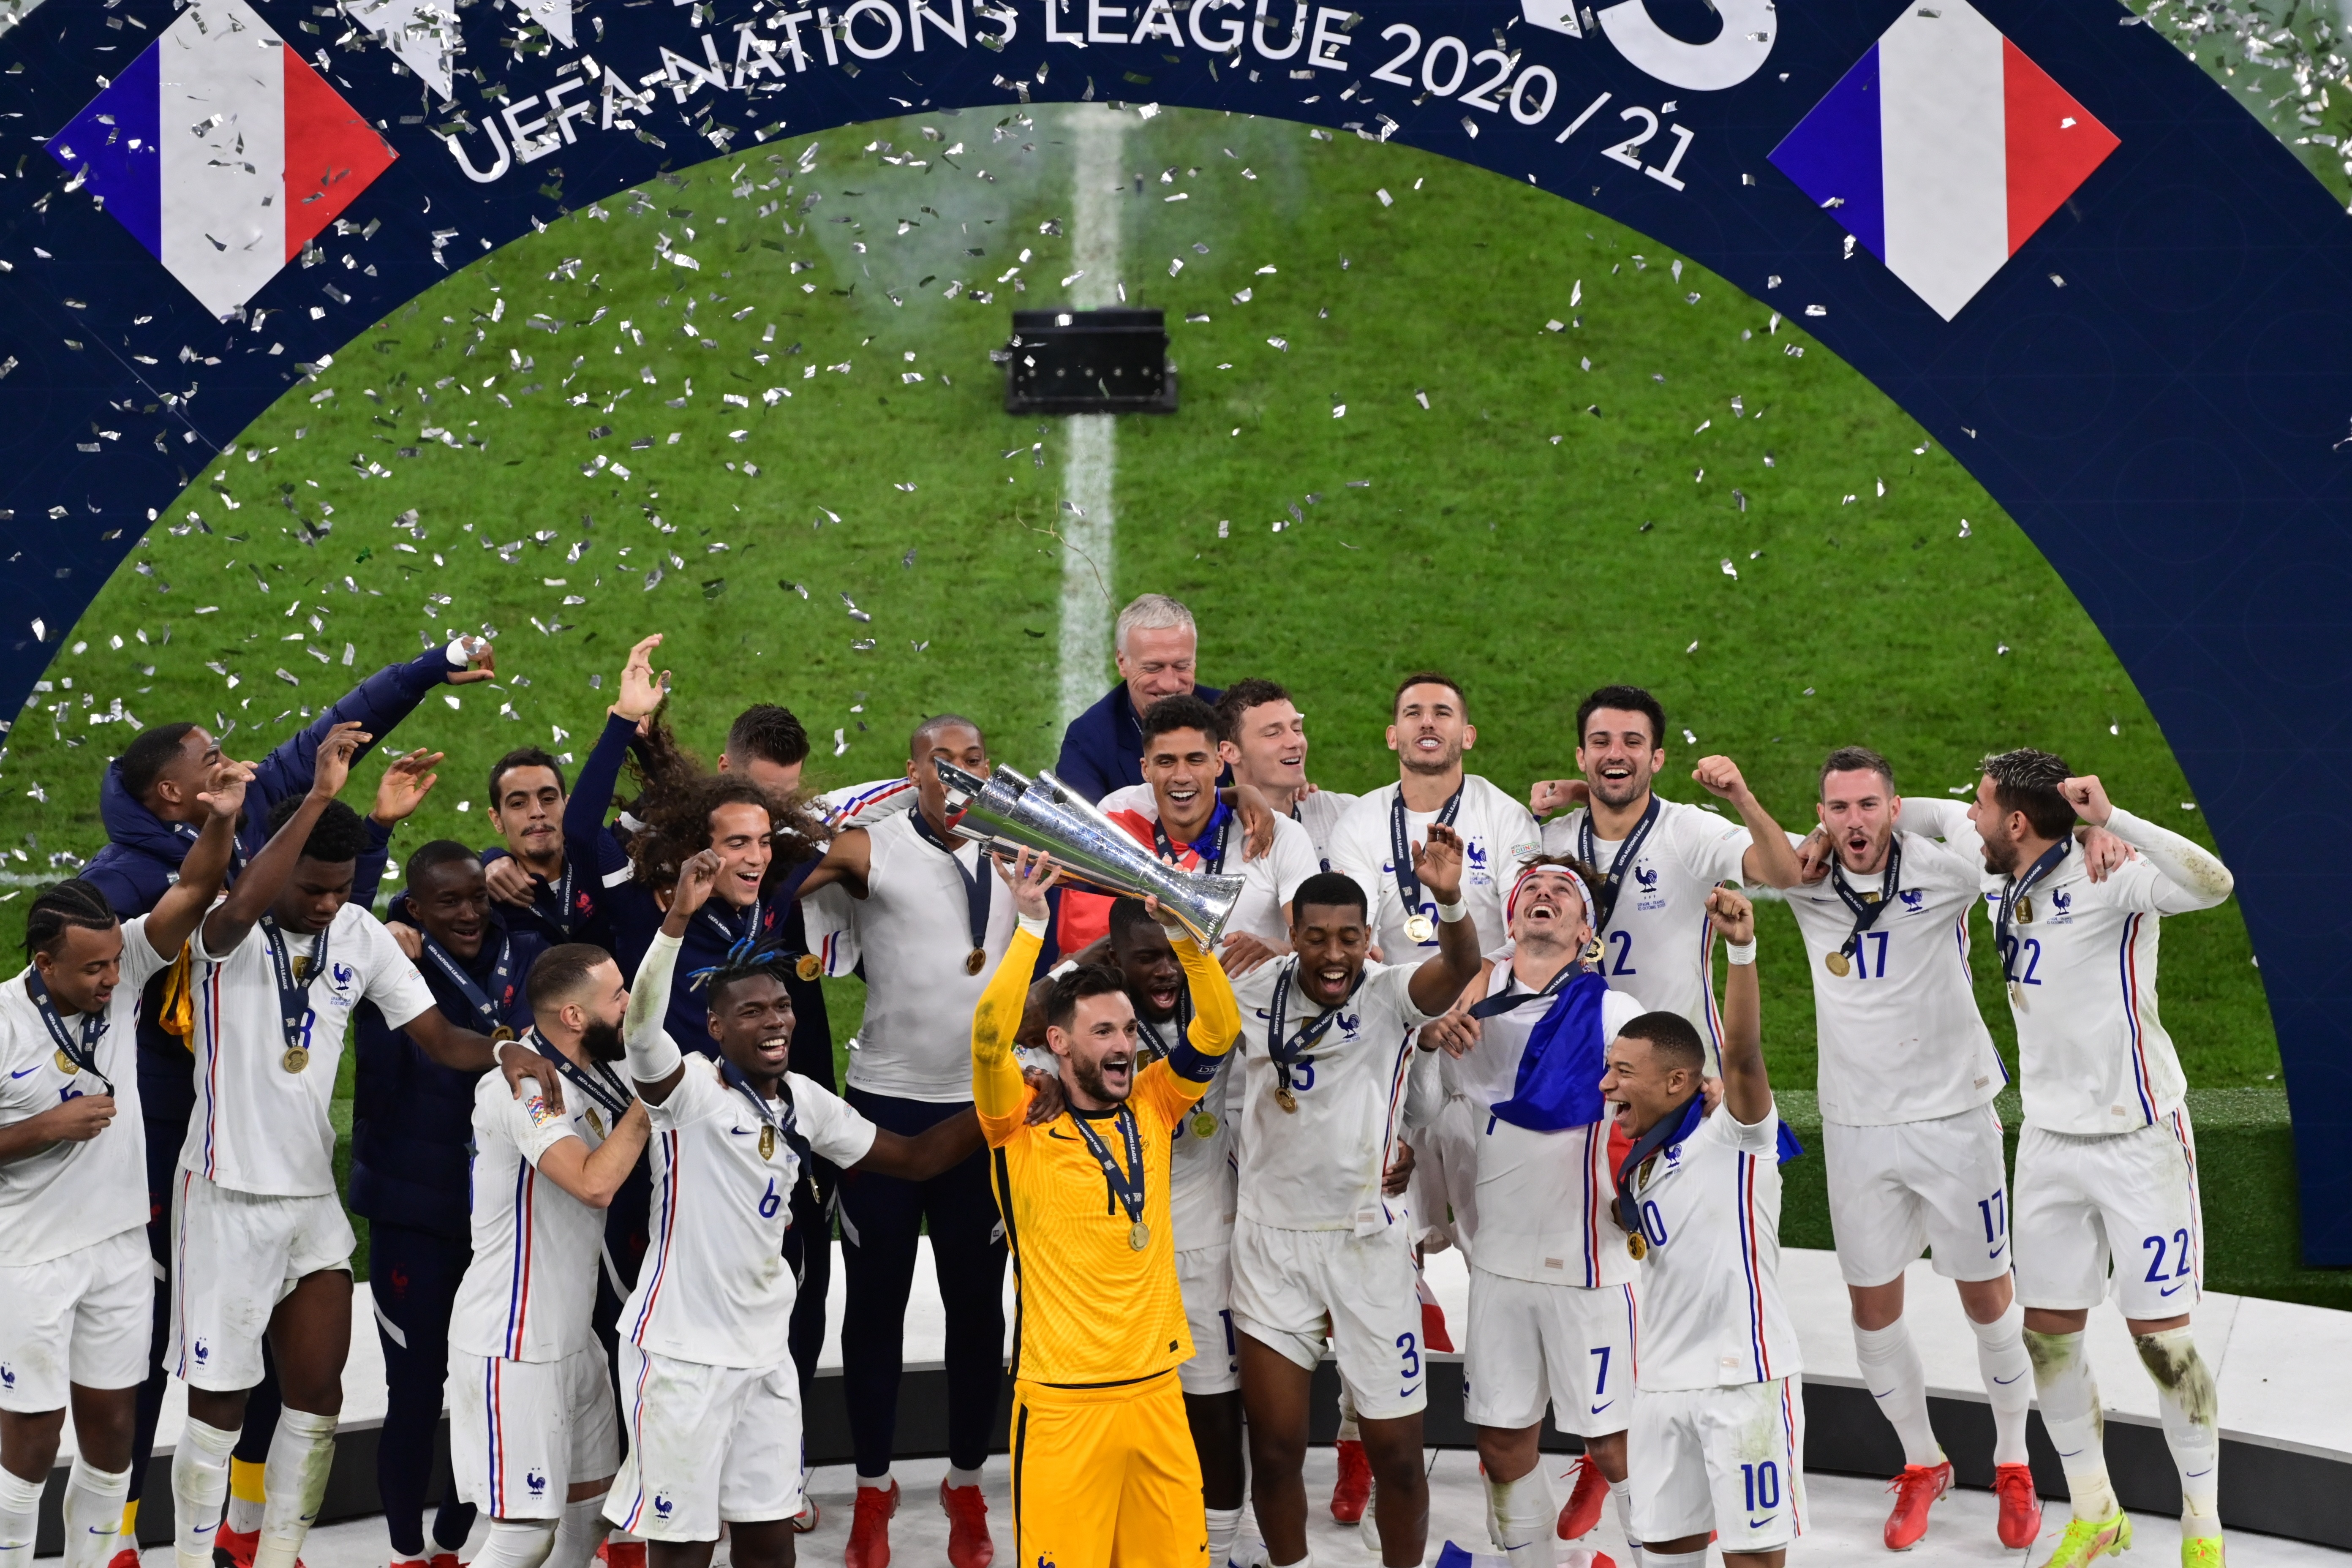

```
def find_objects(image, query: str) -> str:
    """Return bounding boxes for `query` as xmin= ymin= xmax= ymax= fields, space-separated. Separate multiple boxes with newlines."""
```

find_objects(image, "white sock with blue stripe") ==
xmin=172 ymin=1417 xmax=240 ymax=1568
xmin=0 ymin=1465 xmax=44 ymax=1568
xmin=1853 ymin=1318 xmax=1942 ymax=1468
xmin=252 ymin=1407 xmax=336 ymax=1568
xmin=63 ymin=1458 xmax=131 ymax=1568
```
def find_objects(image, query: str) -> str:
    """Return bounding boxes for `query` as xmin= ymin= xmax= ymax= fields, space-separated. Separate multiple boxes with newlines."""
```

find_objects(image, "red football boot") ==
xmin=1330 ymin=1440 xmax=1372 ymax=1524
xmin=1884 ymin=1461 xmax=1953 ymax=1551
xmin=1995 ymin=1463 xmax=2044 ymax=1550
xmin=940 ymin=1480 xmax=994 ymax=1568
xmin=846 ymin=1482 xmax=900 ymax=1568
xmin=1556 ymin=1454 xmax=1610 ymax=1542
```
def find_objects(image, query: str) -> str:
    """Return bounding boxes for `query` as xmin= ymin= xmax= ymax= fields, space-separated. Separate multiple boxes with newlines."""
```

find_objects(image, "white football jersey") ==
xmin=1541 ymin=798 xmax=1753 ymax=1051
xmin=623 ymin=1054 xmax=877 ymax=1368
xmin=449 ymin=1060 xmax=630 ymax=1362
xmin=183 ymin=905 xmax=436 ymax=1197
xmin=832 ymin=808 xmax=1021 ymax=1103
xmin=1097 ymin=785 xmax=1321 ymax=947
xmin=1137 ymin=998 xmax=1237 ymax=1253
xmin=0 ymin=920 xmax=173 ymax=1266
xmin=822 ymin=776 xmax=918 ymax=829
xmin=1454 ymin=963 xmax=1647 ymax=1288
xmin=1328 ymin=776 xmax=1539 ymax=962
xmin=1780 ymin=832 xmax=2004 ymax=1127
xmin=1628 ymin=1100 xmax=1801 ymax=1391
xmin=1228 ymin=958 xmax=1439 ymax=1233
xmin=1290 ymin=788 xmax=1357 ymax=871
xmin=1901 ymin=800 xmax=2233 ymax=1138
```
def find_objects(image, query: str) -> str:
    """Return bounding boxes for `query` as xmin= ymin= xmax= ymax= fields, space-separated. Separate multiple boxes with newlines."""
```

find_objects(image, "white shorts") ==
xmin=0 ymin=1228 xmax=153 ymax=1411
xmin=2014 ymin=1111 xmax=2202 ymax=1319
xmin=1176 ymin=1245 xmax=1238 ymax=1397
xmin=1628 ymin=1376 xmax=1807 ymax=1553
xmin=450 ymin=1347 xmax=621 ymax=1520
xmin=606 ymin=1341 xmax=802 ymax=1541
xmin=166 ymin=1172 xmax=354 ymax=1391
xmin=1229 ymin=1218 xmax=1424 ymax=1420
xmin=1823 ymin=1104 xmax=2011 ymax=1288
xmin=1462 ymin=1271 xmax=1635 ymax=1437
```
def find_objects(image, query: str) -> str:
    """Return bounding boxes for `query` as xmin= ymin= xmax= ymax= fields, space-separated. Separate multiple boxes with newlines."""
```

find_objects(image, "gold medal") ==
xmin=795 ymin=954 xmax=823 ymax=983
xmin=282 ymin=1045 xmax=311 ymax=1074
xmin=1129 ymin=1220 xmax=1150 ymax=1251
xmin=53 ymin=1048 xmax=78 ymax=1076
xmin=1628 ymin=1231 xmax=1648 ymax=1261
xmin=587 ymin=1108 xmax=606 ymax=1138
xmin=2008 ymin=979 xmax=2027 ymax=1012
xmin=1824 ymin=949 xmax=1851 ymax=977
xmin=759 ymin=1125 xmax=777 ymax=1160
xmin=492 ymin=1024 xmax=516 ymax=1043
xmin=2014 ymin=895 xmax=2034 ymax=926
xmin=965 ymin=947 xmax=987 ymax=977
xmin=1405 ymin=914 xmax=1436 ymax=944
xmin=291 ymin=956 xmax=311 ymax=983
xmin=1191 ymin=1112 xmax=1218 ymax=1141
xmin=1275 ymin=1086 xmax=1298 ymax=1114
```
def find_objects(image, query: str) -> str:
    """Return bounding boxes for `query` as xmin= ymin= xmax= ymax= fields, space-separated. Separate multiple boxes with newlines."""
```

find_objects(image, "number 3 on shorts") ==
xmin=1395 ymin=1330 xmax=1420 ymax=1383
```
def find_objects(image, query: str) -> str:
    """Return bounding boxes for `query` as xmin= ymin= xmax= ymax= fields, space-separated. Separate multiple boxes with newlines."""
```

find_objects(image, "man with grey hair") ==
xmin=1054 ymin=593 xmax=1224 ymax=802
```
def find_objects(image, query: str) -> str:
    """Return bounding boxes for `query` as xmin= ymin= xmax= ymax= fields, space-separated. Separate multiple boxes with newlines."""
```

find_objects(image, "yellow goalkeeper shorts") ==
xmin=1009 ymin=1370 xmax=1206 ymax=1568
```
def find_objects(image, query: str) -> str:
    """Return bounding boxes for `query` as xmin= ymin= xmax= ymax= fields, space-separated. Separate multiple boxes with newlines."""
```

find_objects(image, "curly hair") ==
xmin=618 ymin=704 xmax=705 ymax=820
xmin=624 ymin=774 xmax=824 ymax=892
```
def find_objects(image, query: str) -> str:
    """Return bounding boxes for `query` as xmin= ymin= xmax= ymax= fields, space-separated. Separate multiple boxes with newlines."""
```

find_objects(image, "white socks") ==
xmin=1853 ymin=1318 xmax=1943 ymax=1468
xmin=1641 ymin=1546 xmax=1704 ymax=1568
xmin=0 ymin=1467 xmax=44 ymax=1568
xmin=1609 ymin=1477 xmax=1640 ymax=1563
xmin=225 ymin=1456 xmax=266 ymax=1537
xmin=1483 ymin=1468 xmax=1557 ymax=1568
xmin=857 ymin=1469 xmax=893 ymax=1491
xmin=470 ymin=1519 xmax=558 ymax=1568
xmin=2025 ymin=1329 xmax=2119 ymax=1521
xmin=2136 ymin=1327 xmax=2222 ymax=1540
xmin=1206 ymin=1505 xmax=1244 ymax=1568
xmin=944 ymin=1465 xmax=984 ymax=1491
xmin=172 ymin=1417 xmax=241 ymax=1568
xmin=64 ymin=1459 xmax=132 ymax=1568
xmin=550 ymin=1495 xmax=612 ymax=1568
xmin=1970 ymin=1302 xmax=2036 ymax=1468
xmin=251 ymin=1408 xmax=337 ymax=1568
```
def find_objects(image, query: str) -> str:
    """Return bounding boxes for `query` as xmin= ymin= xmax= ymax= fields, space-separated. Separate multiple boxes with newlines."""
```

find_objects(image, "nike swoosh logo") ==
xmin=2161 ymin=1281 xmax=2189 ymax=1296
xmin=1590 ymin=1402 xmax=1613 ymax=1415
xmin=1748 ymin=1516 xmax=1775 ymax=1529
xmin=193 ymin=1525 xmax=217 ymax=1536
xmin=7 ymin=1067 xmax=37 ymax=1079
xmin=1989 ymin=1247 xmax=2006 ymax=1258
xmin=1046 ymin=1128 xmax=1078 ymax=1141
xmin=727 ymin=1126 xmax=755 ymax=1136
xmin=1995 ymin=1372 xmax=2025 ymax=1385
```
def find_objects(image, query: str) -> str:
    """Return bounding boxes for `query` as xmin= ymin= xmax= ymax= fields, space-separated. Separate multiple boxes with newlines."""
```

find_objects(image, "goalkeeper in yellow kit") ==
xmin=971 ymin=848 xmax=1242 ymax=1568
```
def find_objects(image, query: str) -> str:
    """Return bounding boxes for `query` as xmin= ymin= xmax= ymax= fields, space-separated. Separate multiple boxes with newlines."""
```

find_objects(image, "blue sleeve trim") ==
xmin=1165 ymin=1038 xmax=1224 ymax=1085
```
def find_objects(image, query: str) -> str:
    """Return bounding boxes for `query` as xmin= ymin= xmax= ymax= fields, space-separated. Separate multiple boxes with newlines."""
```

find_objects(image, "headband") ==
xmin=1505 ymin=861 xmax=1598 ymax=936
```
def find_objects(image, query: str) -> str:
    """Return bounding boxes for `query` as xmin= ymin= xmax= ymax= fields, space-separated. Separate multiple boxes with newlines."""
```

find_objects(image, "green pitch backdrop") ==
xmin=3 ymin=106 xmax=2327 ymax=1305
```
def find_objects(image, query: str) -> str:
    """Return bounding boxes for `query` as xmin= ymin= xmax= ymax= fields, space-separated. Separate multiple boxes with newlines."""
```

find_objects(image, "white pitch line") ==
xmin=1056 ymin=106 xmax=1128 ymax=731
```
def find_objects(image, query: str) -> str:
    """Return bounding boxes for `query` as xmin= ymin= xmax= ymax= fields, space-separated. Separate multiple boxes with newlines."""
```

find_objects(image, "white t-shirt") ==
xmin=1136 ymin=999 xmax=1237 ymax=1254
xmin=1328 ymin=776 xmax=1539 ymax=963
xmin=822 ymin=776 xmax=918 ymax=829
xmin=831 ymin=809 xmax=1021 ymax=1102
xmin=1228 ymin=958 xmax=1439 ymax=1233
xmin=1290 ymin=789 xmax=1356 ymax=871
xmin=1900 ymin=800 xmax=2233 ymax=1137
xmin=1628 ymin=1100 xmax=1801 ymax=1391
xmin=1541 ymin=798 xmax=1753 ymax=1051
xmin=1780 ymin=832 xmax=2004 ymax=1127
xmin=183 ymin=905 xmax=437 ymax=1197
xmin=1097 ymin=785 xmax=1321 ymax=947
xmin=449 ymin=1059 xmax=632 ymax=1362
xmin=1454 ymin=962 xmax=1646 ymax=1288
xmin=0 ymin=921 xmax=173 ymax=1266
xmin=623 ymin=1054 xmax=877 ymax=1368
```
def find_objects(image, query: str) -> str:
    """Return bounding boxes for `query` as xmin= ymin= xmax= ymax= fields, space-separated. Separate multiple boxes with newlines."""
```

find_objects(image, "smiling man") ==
xmin=606 ymin=852 xmax=985 ymax=1568
xmin=968 ymin=850 xmax=1242 ymax=1568
xmin=1214 ymin=680 xmax=1356 ymax=873
xmin=1739 ymin=748 xmax=2040 ymax=1551
xmin=481 ymin=749 xmax=609 ymax=950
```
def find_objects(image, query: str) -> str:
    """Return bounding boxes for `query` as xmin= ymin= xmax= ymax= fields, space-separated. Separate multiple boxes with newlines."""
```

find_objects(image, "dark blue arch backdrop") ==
xmin=4 ymin=0 xmax=2350 ymax=1256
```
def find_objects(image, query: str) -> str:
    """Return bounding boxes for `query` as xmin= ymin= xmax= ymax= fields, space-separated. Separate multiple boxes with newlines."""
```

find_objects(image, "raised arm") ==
xmin=973 ymin=849 xmax=1059 ymax=1136
xmin=145 ymin=759 xmax=253 ymax=956
xmin=794 ymin=825 xmax=873 ymax=901
xmin=1693 ymin=755 xmax=1806 ymax=889
xmin=566 ymin=632 xmax=668 ymax=851
xmin=2068 ymin=779 xmax=2234 ymax=912
xmin=245 ymin=638 xmax=488 ymax=826
xmin=1709 ymin=887 xmax=1770 ymax=1127
xmin=201 ymin=721 xmax=367 ymax=956
xmin=625 ymin=845 xmax=720 ymax=1106
xmin=1405 ymin=822 xmax=1484 ymax=1015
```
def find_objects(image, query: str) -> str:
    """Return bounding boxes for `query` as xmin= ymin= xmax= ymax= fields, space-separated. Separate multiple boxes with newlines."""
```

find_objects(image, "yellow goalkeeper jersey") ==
xmin=972 ymin=923 xmax=1240 ymax=1388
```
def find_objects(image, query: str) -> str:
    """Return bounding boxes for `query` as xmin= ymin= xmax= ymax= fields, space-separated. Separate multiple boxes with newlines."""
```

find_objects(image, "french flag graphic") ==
xmin=1769 ymin=0 xmax=2119 ymax=321
xmin=50 ymin=0 xmax=397 ymax=320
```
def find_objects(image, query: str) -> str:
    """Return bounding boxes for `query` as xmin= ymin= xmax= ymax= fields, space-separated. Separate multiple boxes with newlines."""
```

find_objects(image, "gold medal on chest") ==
xmin=1824 ymin=949 xmax=1852 ymax=977
xmin=795 ymin=955 xmax=823 ymax=983
xmin=491 ymin=1025 xmax=516 ymax=1043
xmin=965 ymin=947 xmax=988 ymax=977
xmin=587 ymin=1108 xmax=607 ymax=1138
xmin=1191 ymin=1112 xmax=1218 ymax=1141
xmin=1405 ymin=914 xmax=1436 ymax=944
xmin=759 ymin=1125 xmax=777 ymax=1161
xmin=1128 ymin=1220 xmax=1151 ymax=1251
xmin=282 ymin=1046 xmax=311 ymax=1074
xmin=2014 ymin=895 xmax=2034 ymax=925
xmin=1627 ymin=1231 xmax=1648 ymax=1261
xmin=53 ymin=1048 xmax=78 ymax=1076
xmin=2008 ymin=979 xmax=2028 ymax=1013
xmin=1274 ymin=1086 xmax=1298 ymax=1114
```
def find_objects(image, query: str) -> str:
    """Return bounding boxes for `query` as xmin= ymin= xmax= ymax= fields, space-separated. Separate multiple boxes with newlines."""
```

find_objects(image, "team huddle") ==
xmin=0 ymin=591 xmax=2237 ymax=1568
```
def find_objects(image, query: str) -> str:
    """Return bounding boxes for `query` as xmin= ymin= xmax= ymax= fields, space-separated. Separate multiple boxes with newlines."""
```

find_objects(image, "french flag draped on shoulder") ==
xmin=1487 ymin=969 xmax=1613 ymax=1133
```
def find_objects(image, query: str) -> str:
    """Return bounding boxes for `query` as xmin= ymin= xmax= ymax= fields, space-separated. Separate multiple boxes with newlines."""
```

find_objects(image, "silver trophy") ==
xmin=934 ymin=760 xmax=1245 ymax=947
